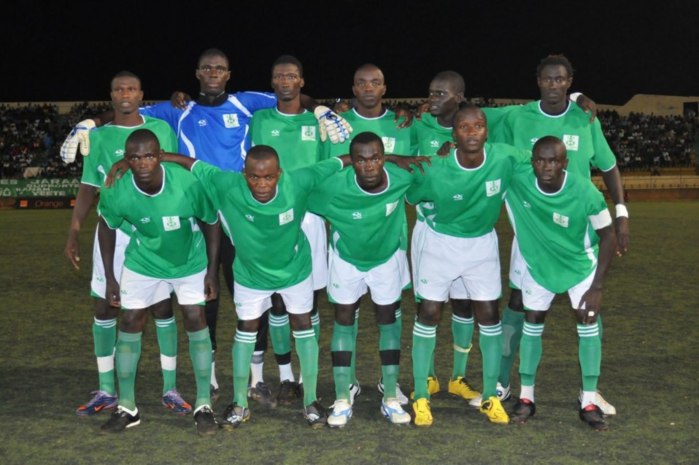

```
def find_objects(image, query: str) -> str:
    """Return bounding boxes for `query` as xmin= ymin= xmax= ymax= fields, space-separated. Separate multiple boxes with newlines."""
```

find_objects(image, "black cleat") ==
xmin=194 ymin=406 xmax=218 ymax=436
xmin=303 ymin=401 xmax=327 ymax=429
xmin=219 ymin=403 xmax=250 ymax=431
xmin=579 ymin=404 xmax=609 ymax=431
xmin=100 ymin=407 xmax=141 ymax=434
xmin=510 ymin=398 xmax=536 ymax=424
xmin=277 ymin=380 xmax=302 ymax=406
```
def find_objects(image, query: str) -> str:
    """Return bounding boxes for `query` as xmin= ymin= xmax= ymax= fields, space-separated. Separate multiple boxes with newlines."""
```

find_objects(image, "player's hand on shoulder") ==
xmin=437 ymin=141 xmax=454 ymax=156
xmin=105 ymin=159 xmax=131 ymax=187
xmin=170 ymin=91 xmax=192 ymax=110
xmin=573 ymin=93 xmax=597 ymax=123
xmin=393 ymin=103 xmax=414 ymax=128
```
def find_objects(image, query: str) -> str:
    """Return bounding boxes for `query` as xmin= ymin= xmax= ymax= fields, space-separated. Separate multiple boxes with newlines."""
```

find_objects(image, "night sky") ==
xmin=3 ymin=1 xmax=698 ymax=105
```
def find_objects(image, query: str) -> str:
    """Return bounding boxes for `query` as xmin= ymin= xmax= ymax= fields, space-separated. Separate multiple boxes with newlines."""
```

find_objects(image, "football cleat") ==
xmin=276 ymin=380 xmax=301 ymax=406
xmin=410 ymin=376 xmax=441 ymax=400
xmin=349 ymin=382 xmax=362 ymax=405
xmin=510 ymin=398 xmax=536 ymax=424
xmin=377 ymin=379 xmax=409 ymax=406
xmin=469 ymin=382 xmax=511 ymax=407
xmin=161 ymin=389 xmax=193 ymax=415
xmin=381 ymin=398 xmax=411 ymax=425
xmin=479 ymin=396 xmax=510 ymax=424
xmin=579 ymin=389 xmax=616 ymax=416
xmin=220 ymin=403 xmax=250 ymax=430
xmin=579 ymin=404 xmax=609 ymax=431
xmin=194 ymin=406 xmax=218 ymax=436
xmin=327 ymin=399 xmax=353 ymax=428
xmin=76 ymin=390 xmax=118 ymax=416
xmin=248 ymin=381 xmax=277 ymax=407
xmin=100 ymin=407 xmax=140 ymax=433
xmin=412 ymin=398 xmax=433 ymax=427
xmin=448 ymin=376 xmax=481 ymax=401
xmin=303 ymin=401 xmax=327 ymax=429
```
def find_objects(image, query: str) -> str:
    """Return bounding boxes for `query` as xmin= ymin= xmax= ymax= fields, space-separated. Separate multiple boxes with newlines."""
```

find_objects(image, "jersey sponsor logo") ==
xmin=562 ymin=134 xmax=579 ymax=151
xmin=271 ymin=129 xmax=281 ymax=137
xmin=279 ymin=208 xmax=294 ymax=225
xmin=162 ymin=216 xmax=181 ymax=231
xmin=352 ymin=211 xmax=363 ymax=220
xmin=223 ymin=114 xmax=239 ymax=128
xmin=553 ymin=212 xmax=569 ymax=228
xmin=381 ymin=137 xmax=396 ymax=153
xmin=245 ymin=214 xmax=254 ymax=222
xmin=140 ymin=217 xmax=151 ymax=224
xmin=301 ymin=126 xmax=317 ymax=141
xmin=385 ymin=200 xmax=398 ymax=216
xmin=198 ymin=119 xmax=207 ymax=127
xmin=452 ymin=194 xmax=463 ymax=201
xmin=485 ymin=179 xmax=501 ymax=197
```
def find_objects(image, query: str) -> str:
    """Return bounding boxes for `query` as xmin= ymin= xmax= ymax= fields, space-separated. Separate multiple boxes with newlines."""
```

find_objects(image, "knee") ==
xmin=119 ymin=310 xmax=146 ymax=332
xmin=334 ymin=305 xmax=356 ymax=326
xmin=181 ymin=306 xmax=206 ymax=331
xmin=150 ymin=299 xmax=173 ymax=319
xmin=289 ymin=313 xmax=311 ymax=331
xmin=237 ymin=318 xmax=259 ymax=333
xmin=417 ymin=302 xmax=442 ymax=326
xmin=508 ymin=290 xmax=524 ymax=312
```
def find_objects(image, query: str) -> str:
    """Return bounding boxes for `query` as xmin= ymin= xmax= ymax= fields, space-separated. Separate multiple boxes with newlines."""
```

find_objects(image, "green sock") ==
xmin=331 ymin=322 xmax=354 ymax=401
xmin=115 ymin=331 xmax=142 ymax=411
xmin=155 ymin=316 xmax=177 ymax=394
xmin=518 ymin=321 xmax=544 ymax=388
xmin=294 ymin=329 xmax=319 ymax=406
xmin=478 ymin=322 xmax=503 ymax=399
xmin=378 ymin=314 xmax=402 ymax=399
xmin=451 ymin=314 xmax=474 ymax=379
xmin=349 ymin=309 xmax=359 ymax=384
xmin=187 ymin=328 xmax=213 ymax=409
xmin=412 ymin=321 xmax=437 ymax=399
xmin=578 ymin=322 xmax=601 ymax=392
xmin=232 ymin=330 xmax=256 ymax=407
xmin=499 ymin=306 xmax=525 ymax=387
xmin=93 ymin=317 xmax=117 ymax=395
xmin=269 ymin=312 xmax=291 ymax=356
xmin=311 ymin=309 xmax=321 ymax=342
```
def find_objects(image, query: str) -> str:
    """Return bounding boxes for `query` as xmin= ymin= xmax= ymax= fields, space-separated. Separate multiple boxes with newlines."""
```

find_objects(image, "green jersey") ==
xmin=497 ymin=101 xmax=617 ymax=179
xmin=505 ymin=166 xmax=612 ymax=293
xmin=307 ymin=163 xmax=417 ymax=271
xmin=192 ymin=158 xmax=343 ymax=290
xmin=323 ymin=108 xmax=417 ymax=159
xmin=413 ymin=113 xmax=451 ymax=156
xmin=250 ymin=108 xmax=322 ymax=171
xmin=406 ymin=143 xmax=529 ymax=238
xmin=98 ymin=163 xmax=217 ymax=279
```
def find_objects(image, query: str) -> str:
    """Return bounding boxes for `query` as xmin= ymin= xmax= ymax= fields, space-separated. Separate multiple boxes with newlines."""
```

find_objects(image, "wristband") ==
xmin=569 ymin=92 xmax=582 ymax=103
xmin=615 ymin=204 xmax=629 ymax=218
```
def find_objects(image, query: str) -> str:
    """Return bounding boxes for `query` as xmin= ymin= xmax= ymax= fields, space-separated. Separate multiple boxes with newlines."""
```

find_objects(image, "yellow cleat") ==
xmin=480 ymin=396 xmax=510 ymax=424
xmin=448 ymin=376 xmax=481 ymax=401
xmin=412 ymin=398 xmax=433 ymax=427
xmin=410 ymin=376 xmax=441 ymax=400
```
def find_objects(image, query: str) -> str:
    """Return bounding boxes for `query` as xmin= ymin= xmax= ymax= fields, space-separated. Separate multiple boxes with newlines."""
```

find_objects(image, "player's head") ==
xmin=244 ymin=145 xmax=282 ymax=203
xmin=349 ymin=131 xmax=386 ymax=192
xmin=532 ymin=135 xmax=568 ymax=192
xmin=536 ymin=54 xmax=574 ymax=105
xmin=110 ymin=71 xmax=143 ymax=115
xmin=452 ymin=103 xmax=487 ymax=154
xmin=124 ymin=129 xmax=162 ymax=187
xmin=428 ymin=71 xmax=465 ymax=119
xmin=352 ymin=64 xmax=386 ymax=111
xmin=271 ymin=55 xmax=304 ymax=102
xmin=196 ymin=48 xmax=231 ymax=96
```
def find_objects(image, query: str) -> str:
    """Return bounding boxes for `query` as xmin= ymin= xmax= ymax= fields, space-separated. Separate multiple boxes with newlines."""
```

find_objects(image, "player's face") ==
xmin=427 ymin=79 xmax=462 ymax=118
xmin=244 ymin=158 xmax=282 ymax=203
xmin=196 ymin=55 xmax=230 ymax=96
xmin=452 ymin=109 xmax=487 ymax=154
xmin=124 ymin=140 xmax=162 ymax=186
xmin=351 ymin=140 xmax=386 ymax=191
xmin=537 ymin=65 xmax=572 ymax=106
xmin=352 ymin=67 xmax=386 ymax=110
xmin=271 ymin=63 xmax=304 ymax=102
xmin=110 ymin=77 xmax=143 ymax=115
xmin=532 ymin=142 xmax=568 ymax=192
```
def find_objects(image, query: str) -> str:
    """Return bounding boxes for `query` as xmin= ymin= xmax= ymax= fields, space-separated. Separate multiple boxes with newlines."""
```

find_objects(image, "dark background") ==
xmin=3 ymin=0 xmax=697 ymax=105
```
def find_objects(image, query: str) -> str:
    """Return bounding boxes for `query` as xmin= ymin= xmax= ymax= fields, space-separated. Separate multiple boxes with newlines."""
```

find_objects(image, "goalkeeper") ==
xmin=61 ymin=48 xmax=352 ymax=400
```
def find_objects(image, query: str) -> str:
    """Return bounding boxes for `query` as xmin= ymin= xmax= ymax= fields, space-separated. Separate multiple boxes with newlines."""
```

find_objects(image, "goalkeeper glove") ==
xmin=60 ymin=119 xmax=96 ymax=163
xmin=314 ymin=106 xmax=352 ymax=144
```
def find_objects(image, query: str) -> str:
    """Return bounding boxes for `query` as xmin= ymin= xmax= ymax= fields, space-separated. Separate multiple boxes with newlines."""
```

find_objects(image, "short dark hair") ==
xmin=533 ymin=135 xmax=567 ymax=158
xmin=126 ymin=128 xmax=159 ymax=149
xmin=111 ymin=70 xmax=141 ymax=89
xmin=246 ymin=145 xmax=279 ymax=163
xmin=272 ymin=54 xmax=303 ymax=77
xmin=349 ymin=131 xmax=383 ymax=157
xmin=198 ymin=48 xmax=229 ymax=67
xmin=536 ymin=54 xmax=574 ymax=77
xmin=432 ymin=70 xmax=465 ymax=94
xmin=452 ymin=102 xmax=485 ymax=126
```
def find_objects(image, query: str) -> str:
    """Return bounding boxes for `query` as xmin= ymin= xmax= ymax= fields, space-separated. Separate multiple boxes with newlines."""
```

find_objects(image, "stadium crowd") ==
xmin=0 ymin=102 xmax=696 ymax=180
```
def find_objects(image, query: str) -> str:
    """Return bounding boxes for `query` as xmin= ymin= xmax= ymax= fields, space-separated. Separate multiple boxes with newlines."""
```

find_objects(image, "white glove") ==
xmin=60 ymin=119 xmax=96 ymax=163
xmin=314 ymin=106 xmax=352 ymax=144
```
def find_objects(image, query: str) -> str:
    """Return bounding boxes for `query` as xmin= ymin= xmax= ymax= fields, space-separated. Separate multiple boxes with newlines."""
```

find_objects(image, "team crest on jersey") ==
xmin=385 ymin=200 xmax=398 ymax=216
xmin=279 ymin=209 xmax=294 ymax=225
xmin=562 ymin=134 xmax=579 ymax=151
xmin=352 ymin=211 xmax=363 ymax=220
xmin=381 ymin=137 xmax=396 ymax=153
xmin=162 ymin=216 xmax=181 ymax=231
xmin=485 ymin=179 xmax=501 ymax=197
xmin=271 ymin=129 xmax=280 ymax=137
xmin=301 ymin=126 xmax=316 ymax=141
xmin=223 ymin=114 xmax=239 ymax=128
xmin=553 ymin=212 xmax=569 ymax=228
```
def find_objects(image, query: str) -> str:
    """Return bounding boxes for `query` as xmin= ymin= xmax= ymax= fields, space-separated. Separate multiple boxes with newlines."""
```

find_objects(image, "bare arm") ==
xmin=576 ymin=224 xmax=616 ymax=324
xmin=201 ymin=220 xmax=221 ymax=302
xmin=64 ymin=184 xmax=98 ymax=270
xmin=97 ymin=217 xmax=120 ymax=308
xmin=601 ymin=166 xmax=630 ymax=256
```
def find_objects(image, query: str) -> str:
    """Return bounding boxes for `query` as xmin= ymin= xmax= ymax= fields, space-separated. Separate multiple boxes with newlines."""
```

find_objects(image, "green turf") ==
xmin=1 ymin=202 xmax=698 ymax=464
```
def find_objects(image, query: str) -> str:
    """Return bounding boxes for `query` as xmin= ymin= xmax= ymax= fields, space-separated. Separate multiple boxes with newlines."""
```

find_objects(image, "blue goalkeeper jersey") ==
xmin=142 ymin=92 xmax=276 ymax=172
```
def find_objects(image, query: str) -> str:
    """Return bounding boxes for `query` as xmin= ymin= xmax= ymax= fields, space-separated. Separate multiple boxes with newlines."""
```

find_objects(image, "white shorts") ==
xmin=327 ymin=247 xmax=410 ymax=306
xmin=513 ymin=246 xmax=597 ymax=311
xmin=91 ymin=227 xmax=129 ymax=299
xmin=508 ymin=237 xmax=526 ymax=291
xmin=119 ymin=267 xmax=206 ymax=310
xmin=411 ymin=220 xmax=468 ymax=300
xmin=234 ymin=274 xmax=313 ymax=320
xmin=302 ymin=212 xmax=328 ymax=290
xmin=413 ymin=227 xmax=501 ymax=302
